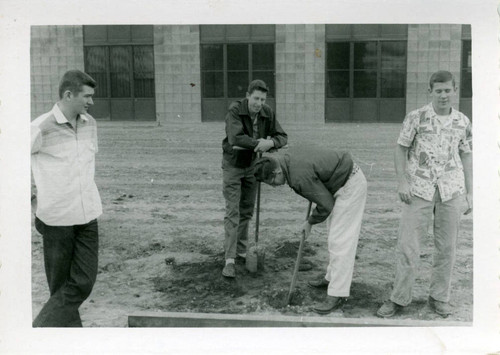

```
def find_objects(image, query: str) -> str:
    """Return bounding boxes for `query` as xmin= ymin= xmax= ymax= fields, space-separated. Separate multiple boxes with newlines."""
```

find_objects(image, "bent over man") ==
xmin=254 ymin=146 xmax=367 ymax=314
xmin=31 ymin=70 xmax=102 ymax=327
xmin=221 ymin=79 xmax=287 ymax=278
xmin=377 ymin=70 xmax=472 ymax=318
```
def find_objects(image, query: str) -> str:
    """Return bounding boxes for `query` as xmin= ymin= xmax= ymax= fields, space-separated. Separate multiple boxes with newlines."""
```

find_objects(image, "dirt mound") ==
xmin=152 ymin=258 xmax=249 ymax=312
xmin=273 ymin=241 xmax=317 ymax=258
xmin=267 ymin=288 xmax=306 ymax=308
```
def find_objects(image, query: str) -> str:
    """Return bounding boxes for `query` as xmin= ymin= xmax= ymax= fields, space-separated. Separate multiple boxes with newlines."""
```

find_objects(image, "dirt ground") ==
xmin=31 ymin=121 xmax=473 ymax=327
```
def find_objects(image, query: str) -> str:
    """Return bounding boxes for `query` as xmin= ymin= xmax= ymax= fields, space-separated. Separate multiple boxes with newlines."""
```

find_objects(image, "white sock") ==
xmin=226 ymin=258 xmax=235 ymax=265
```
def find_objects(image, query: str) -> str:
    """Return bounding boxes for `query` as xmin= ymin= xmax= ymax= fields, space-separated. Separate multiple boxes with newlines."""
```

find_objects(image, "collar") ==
xmin=426 ymin=102 xmax=457 ymax=120
xmin=238 ymin=98 xmax=269 ymax=118
xmin=53 ymin=103 xmax=89 ymax=124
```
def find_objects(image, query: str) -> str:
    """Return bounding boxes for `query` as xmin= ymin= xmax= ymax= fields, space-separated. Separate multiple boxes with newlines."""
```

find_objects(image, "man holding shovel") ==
xmin=254 ymin=147 xmax=367 ymax=314
xmin=221 ymin=79 xmax=288 ymax=278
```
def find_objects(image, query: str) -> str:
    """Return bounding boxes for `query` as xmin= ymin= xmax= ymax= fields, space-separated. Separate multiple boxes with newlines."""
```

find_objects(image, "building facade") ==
xmin=31 ymin=24 xmax=472 ymax=123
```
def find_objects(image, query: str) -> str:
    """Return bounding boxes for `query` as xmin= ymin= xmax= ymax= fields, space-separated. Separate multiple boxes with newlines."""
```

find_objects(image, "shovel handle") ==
xmin=255 ymin=152 xmax=262 ymax=243
xmin=286 ymin=201 xmax=313 ymax=305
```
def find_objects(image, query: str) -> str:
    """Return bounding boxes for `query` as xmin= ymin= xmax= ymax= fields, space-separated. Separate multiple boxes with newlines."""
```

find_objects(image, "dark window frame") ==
xmin=326 ymin=39 xmax=407 ymax=99
xmin=200 ymin=42 xmax=276 ymax=99
xmin=460 ymin=25 xmax=472 ymax=99
xmin=83 ymin=25 xmax=155 ymax=99
xmin=200 ymin=25 xmax=276 ymax=100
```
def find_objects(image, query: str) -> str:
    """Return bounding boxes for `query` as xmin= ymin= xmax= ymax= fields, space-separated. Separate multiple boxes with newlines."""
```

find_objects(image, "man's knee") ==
xmin=76 ymin=277 xmax=96 ymax=300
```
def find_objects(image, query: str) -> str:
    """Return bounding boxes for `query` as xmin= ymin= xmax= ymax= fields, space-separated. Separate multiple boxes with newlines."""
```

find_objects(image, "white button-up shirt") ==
xmin=31 ymin=104 xmax=102 ymax=226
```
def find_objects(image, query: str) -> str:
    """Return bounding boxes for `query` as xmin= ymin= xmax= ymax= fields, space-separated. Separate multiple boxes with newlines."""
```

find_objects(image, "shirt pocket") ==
xmin=79 ymin=140 xmax=96 ymax=165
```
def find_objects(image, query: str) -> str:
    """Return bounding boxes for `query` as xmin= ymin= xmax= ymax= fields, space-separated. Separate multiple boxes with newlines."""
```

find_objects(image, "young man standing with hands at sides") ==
xmin=31 ymin=70 xmax=102 ymax=327
xmin=254 ymin=147 xmax=367 ymax=314
xmin=377 ymin=70 xmax=472 ymax=318
xmin=221 ymin=79 xmax=287 ymax=278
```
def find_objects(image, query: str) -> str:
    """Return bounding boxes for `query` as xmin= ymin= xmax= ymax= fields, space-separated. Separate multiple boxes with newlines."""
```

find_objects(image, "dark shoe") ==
xmin=235 ymin=254 xmax=246 ymax=264
xmin=428 ymin=296 xmax=453 ymax=317
xmin=299 ymin=259 xmax=314 ymax=271
xmin=376 ymin=300 xmax=403 ymax=318
xmin=308 ymin=276 xmax=329 ymax=288
xmin=222 ymin=263 xmax=235 ymax=278
xmin=313 ymin=296 xmax=346 ymax=314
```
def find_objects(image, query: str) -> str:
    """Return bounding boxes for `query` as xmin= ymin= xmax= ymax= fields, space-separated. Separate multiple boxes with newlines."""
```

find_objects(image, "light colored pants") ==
xmin=390 ymin=190 xmax=463 ymax=306
xmin=324 ymin=170 xmax=367 ymax=297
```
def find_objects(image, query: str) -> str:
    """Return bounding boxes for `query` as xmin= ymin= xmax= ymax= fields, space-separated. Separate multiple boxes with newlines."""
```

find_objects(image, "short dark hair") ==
xmin=247 ymin=79 xmax=269 ymax=95
xmin=254 ymin=156 xmax=279 ymax=182
xmin=429 ymin=70 xmax=456 ymax=90
xmin=58 ymin=70 xmax=97 ymax=99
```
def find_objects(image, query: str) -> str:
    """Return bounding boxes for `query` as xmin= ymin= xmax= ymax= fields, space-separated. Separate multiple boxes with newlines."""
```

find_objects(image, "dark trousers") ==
xmin=33 ymin=217 xmax=99 ymax=327
xmin=222 ymin=159 xmax=258 ymax=260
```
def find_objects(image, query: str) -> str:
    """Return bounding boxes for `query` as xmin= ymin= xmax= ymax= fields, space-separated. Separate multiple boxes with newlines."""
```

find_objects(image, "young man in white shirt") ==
xmin=31 ymin=70 xmax=102 ymax=327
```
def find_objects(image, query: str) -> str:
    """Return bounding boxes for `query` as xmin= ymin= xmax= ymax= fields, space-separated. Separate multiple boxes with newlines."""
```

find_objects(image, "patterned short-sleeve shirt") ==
xmin=397 ymin=103 xmax=472 ymax=202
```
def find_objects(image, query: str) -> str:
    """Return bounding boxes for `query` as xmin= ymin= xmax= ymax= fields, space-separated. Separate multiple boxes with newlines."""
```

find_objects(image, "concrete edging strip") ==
xmin=128 ymin=311 xmax=471 ymax=327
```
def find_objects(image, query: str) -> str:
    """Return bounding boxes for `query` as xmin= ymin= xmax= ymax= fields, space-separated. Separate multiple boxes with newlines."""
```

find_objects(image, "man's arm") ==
xmin=395 ymin=144 xmax=411 ymax=204
xmin=294 ymin=179 xmax=335 ymax=240
xmin=226 ymin=106 xmax=258 ymax=150
xmin=31 ymin=125 xmax=42 ymax=154
xmin=268 ymin=111 xmax=287 ymax=149
xmin=255 ymin=112 xmax=288 ymax=153
xmin=460 ymin=151 xmax=472 ymax=214
xmin=269 ymin=115 xmax=287 ymax=149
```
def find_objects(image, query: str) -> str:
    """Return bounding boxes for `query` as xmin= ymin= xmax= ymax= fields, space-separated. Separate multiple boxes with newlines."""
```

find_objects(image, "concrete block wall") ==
xmin=406 ymin=24 xmax=462 ymax=112
xmin=275 ymin=24 xmax=325 ymax=124
xmin=154 ymin=25 xmax=202 ymax=123
xmin=30 ymin=26 xmax=85 ymax=120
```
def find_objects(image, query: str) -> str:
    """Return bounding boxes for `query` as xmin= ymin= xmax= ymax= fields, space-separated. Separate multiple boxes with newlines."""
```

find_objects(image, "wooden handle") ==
xmin=286 ymin=201 xmax=313 ymax=305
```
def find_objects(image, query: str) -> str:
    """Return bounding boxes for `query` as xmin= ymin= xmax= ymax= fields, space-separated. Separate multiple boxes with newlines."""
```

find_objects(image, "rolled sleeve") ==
xmin=31 ymin=125 xmax=42 ymax=154
xmin=459 ymin=119 xmax=472 ymax=154
xmin=397 ymin=111 xmax=418 ymax=147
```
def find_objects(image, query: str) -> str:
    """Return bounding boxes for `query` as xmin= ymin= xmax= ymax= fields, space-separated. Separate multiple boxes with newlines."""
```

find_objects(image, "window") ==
xmin=460 ymin=40 xmax=472 ymax=98
xmin=459 ymin=24 xmax=472 ymax=120
xmin=84 ymin=25 xmax=155 ymax=99
xmin=83 ymin=25 xmax=155 ymax=121
xmin=325 ymin=24 xmax=408 ymax=122
xmin=326 ymin=40 xmax=407 ymax=99
xmin=200 ymin=25 xmax=275 ymax=100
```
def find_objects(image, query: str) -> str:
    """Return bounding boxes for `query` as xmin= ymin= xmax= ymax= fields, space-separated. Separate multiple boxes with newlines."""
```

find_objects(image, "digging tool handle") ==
xmin=232 ymin=144 xmax=288 ymax=151
xmin=255 ymin=152 xmax=262 ymax=243
xmin=286 ymin=201 xmax=313 ymax=305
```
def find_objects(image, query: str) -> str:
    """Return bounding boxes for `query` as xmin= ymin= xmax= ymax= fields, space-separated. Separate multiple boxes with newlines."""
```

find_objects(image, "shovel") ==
xmin=245 ymin=153 xmax=264 ymax=273
xmin=285 ymin=201 xmax=313 ymax=305
xmin=232 ymin=139 xmax=277 ymax=273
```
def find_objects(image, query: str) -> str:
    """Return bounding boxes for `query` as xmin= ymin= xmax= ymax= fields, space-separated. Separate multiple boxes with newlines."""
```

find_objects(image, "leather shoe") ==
xmin=307 ymin=277 xmax=329 ymax=289
xmin=376 ymin=300 xmax=403 ymax=318
xmin=222 ymin=263 xmax=235 ymax=278
xmin=428 ymin=296 xmax=453 ymax=317
xmin=313 ymin=296 xmax=346 ymax=314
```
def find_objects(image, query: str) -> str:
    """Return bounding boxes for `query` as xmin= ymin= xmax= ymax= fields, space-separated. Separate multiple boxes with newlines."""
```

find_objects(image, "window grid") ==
xmin=201 ymin=43 xmax=275 ymax=99
xmin=326 ymin=40 xmax=407 ymax=99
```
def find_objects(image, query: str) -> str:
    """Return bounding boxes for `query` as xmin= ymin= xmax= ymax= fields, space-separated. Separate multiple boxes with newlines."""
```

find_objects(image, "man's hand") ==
xmin=301 ymin=220 xmax=312 ymax=239
xmin=254 ymin=138 xmax=274 ymax=153
xmin=397 ymin=178 xmax=412 ymax=204
xmin=464 ymin=192 xmax=473 ymax=215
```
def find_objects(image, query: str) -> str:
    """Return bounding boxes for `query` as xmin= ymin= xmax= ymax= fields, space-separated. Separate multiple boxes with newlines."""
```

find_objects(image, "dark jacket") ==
xmin=283 ymin=147 xmax=354 ymax=225
xmin=222 ymin=98 xmax=288 ymax=168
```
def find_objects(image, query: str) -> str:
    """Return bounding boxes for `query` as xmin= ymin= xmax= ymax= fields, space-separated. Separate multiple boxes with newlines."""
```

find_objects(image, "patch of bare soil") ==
xmin=31 ymin=123 xmax=473 ymax=327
